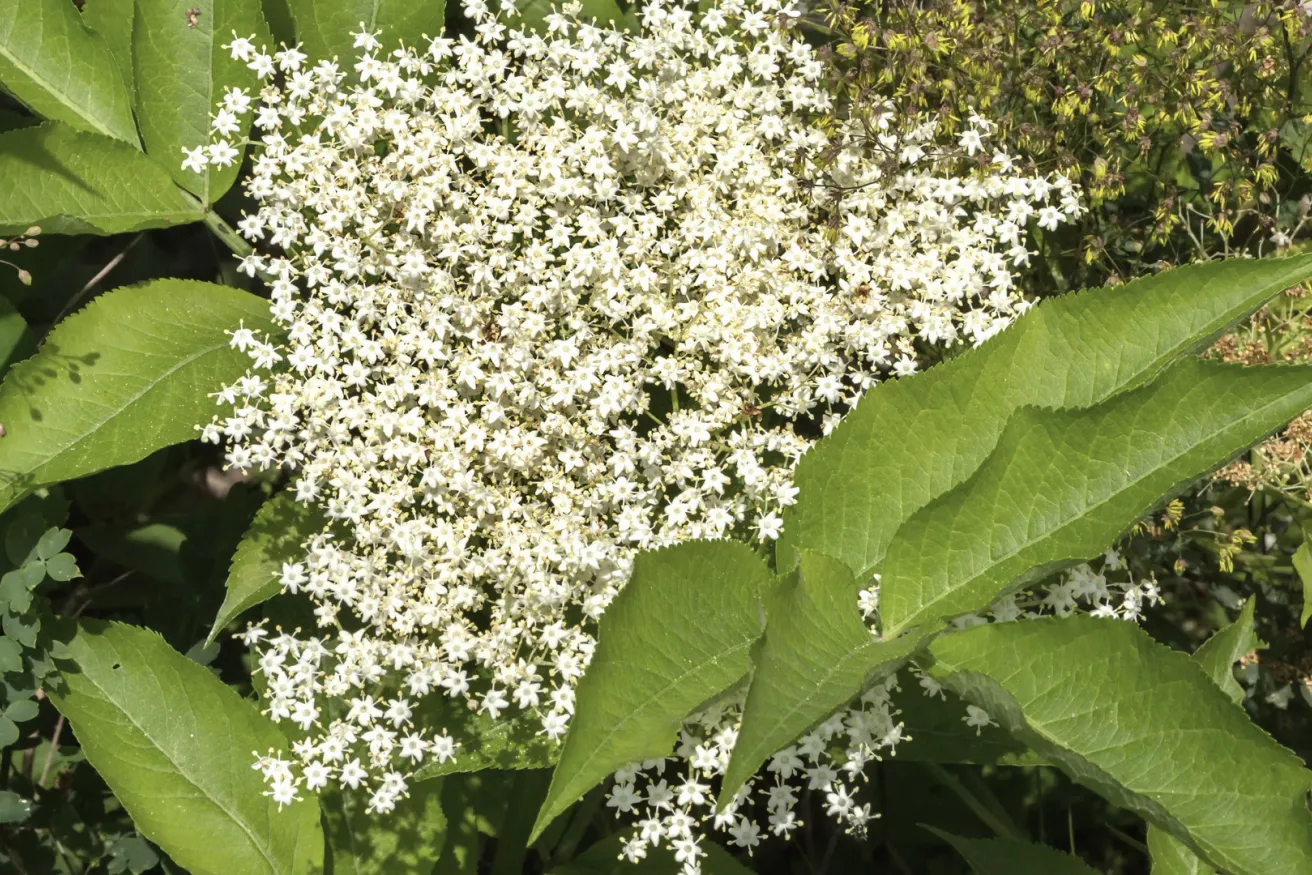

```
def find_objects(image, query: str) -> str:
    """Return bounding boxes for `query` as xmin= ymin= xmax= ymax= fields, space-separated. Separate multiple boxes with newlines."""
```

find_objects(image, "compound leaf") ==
xmin=0 ymin=123 xmax=203 ymax=235
xmin=533 ymin=541 xmax=772 ymax=843
xmin=49 ymin=619 xmax=323 ymax=875
xmin=881 ymin=359 xmax=1312 ymax=635
xmin=0 ymin=0 xmax=139 ymax=144
xmin=0 ymin=279 xmax=272 ymax=515
xmin=928 ymin=616 xmax=1312 ymax=875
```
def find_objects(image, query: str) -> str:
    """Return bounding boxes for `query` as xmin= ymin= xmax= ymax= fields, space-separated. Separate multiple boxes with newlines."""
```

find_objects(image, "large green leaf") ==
xmin=1149 ymin=827 xmax=1215 ymax=875
xmin=0 ymin=123 xmax=203 ymax=235
xmin=0 ymin=0 xmax=139 ymax=144
xmin=1148 ymin=599 xmax=1261 ymax=875
xmin=928 ymin=616 xmax=1312 ymax=875
xmin=881 ymin=359 xmax=1312 ymax=636
xmin=287 ymin=0 xmax=447 ymax=66
xmin=0 ymin=279 xmax=272 ymax=515
xmin=323 ymin=780 xmax=446 ymax=875
xmin=133 ymin=0 xmax=271 ymax=201
xmin=1192 ymin=598 xmax=1260 ymax=706
xmin=927 ymin=828 xmax=1101 ymax=875
xmin=48 ymin=619 xmax=324 ymax=875
xmin=777 ymin=255 xmax=1312 ymax=581
xmin=719 ymin=551 xmax=928 ymax=803
xmin=81 ymin=0 xmax=136 ymax=98
xmin=532 ymin=541 xmax=772 ymax=843
xmin=208 ymin=492 xmax=326 ymax=645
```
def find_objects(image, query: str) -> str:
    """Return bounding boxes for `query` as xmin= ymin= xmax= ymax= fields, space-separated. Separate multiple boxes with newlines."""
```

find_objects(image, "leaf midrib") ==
xmin=888 ymin=386 xmax=1312 ymax=634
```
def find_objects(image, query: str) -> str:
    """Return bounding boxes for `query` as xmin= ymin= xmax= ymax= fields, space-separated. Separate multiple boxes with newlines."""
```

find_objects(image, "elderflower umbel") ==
xmin=192 ymin=0 xmax=1079 ymax=829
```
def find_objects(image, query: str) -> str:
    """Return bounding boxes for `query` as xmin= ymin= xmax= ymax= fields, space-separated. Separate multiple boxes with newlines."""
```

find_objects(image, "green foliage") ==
xmin=286 ymin=0 xmax=448 ymax=66
xmin=49 ymin=619 xmax=324 ymax=875
xmin=132 ymin=0 xmax=273 ymax=202
xmin=719 ymin=550 xmax=926 ymax=802
xmin=1145 ymin=605 xmax=1260 ymax=875
xmin=534 ymin=541 xmax=772 ymax=841
xmin=0 ymin=123 xmax=203 ymax=235
xmin=0 ymin=279 xmax=273 ymax=514
xmin=209 ymin=491 xmax=326 ymax=644
xmin=927 ymin=828 xmax=1101 ymax=875
xmin=777 ymin=255 xmax=1312 ymax=582
xmin=0 ymin=0 xmax=138 ymax=144
xmin=928 ymin=616 xmax=1312 ymax=875
xmin=80 ymin=0 xmax=136 ymax=98
xmin=880 ymin=359 xmax=1312 ymax=635
xmin=323 ymin=780 xmax=446 ymax=875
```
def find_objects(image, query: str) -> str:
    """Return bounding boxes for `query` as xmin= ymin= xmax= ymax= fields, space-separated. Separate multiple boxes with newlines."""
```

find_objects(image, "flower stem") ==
xmin=204 ymin=209 xmax=253 ymax=259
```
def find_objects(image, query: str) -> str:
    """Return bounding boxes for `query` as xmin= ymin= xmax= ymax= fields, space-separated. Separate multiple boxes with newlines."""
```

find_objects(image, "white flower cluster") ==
xmin=605 ymin=677 xmax=903 ymax=868
xmin=191 ymin=0 xmax=1079 ymax=823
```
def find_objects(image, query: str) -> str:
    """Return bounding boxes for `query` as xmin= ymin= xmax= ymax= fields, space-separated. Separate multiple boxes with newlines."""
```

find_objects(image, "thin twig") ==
xmin=49 ymin=233 xmax=145 ymax=327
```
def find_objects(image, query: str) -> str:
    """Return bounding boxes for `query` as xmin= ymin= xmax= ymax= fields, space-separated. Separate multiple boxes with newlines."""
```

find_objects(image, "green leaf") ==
xmin=132 ymin=0 xmax=272 ymax=202
xmin=3 ymin=698 xmax=38 ymax=723
xmin=34 ymin=527 xmax=70 ymax=561
xmin=42 ymin=552 xmax=79 ymax=582
xmin=881 ymin=359 xmax=1312 ymax=636
xmin=0 ymin=790 xmax=32 ymax=825
xmin=549 ymin=831 xmax=754 ymax=875
xmin=1148 ymin=597 xmax=1263 ymax=874
xmin=720 ymin=550 xmax=929 ymax=803
xmin=287 ymin=0 xmax=446 ymax=66
xmin=0 ymin=123 xmax=203 ymax=235
xmin=0 ymin=638 xmax=22 ymax=673
xmin=322 ymin=780 xmax=446 ymax=875
xmin=81 ymin=0 xmax=136 ymax=97
xmin=0 ymin=716 xmax=16 ymax=746
xmin=927 ymin=828 xmax=1101 ymax=875
xmin=411 ymin=704 xmax=556 ymax=782
xmin=1192 ymin=598 xmax=1260 ymax=705
xmin=1149 ymin=827 xmax=1215 ymax=875
xmin=777 ymin=255 xmax=1312 ymax=581
xmin=48 ymin=619 xmax=324 ymax=875
xmin=928 ymin=615 xmax=1312 ymax=875
xmin=208 ymin=492 xmax=325 ymax=645
xmin=0 ymin=296 xmax=35 ymax=377
xmin=533 ymin=541 xmax=772 ymax=843
xmin=0 ymin=279 xmax=274 ymax=515
xmin=891 ymin=681 xmax=1036 ymax=766
xmin=0 ymin=0 xmax=139 ymax=144
xmin=78 ymin=522 xmax=187 ymax=584
xmin=1294 ymin=527 xmax=1312 ymax=629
